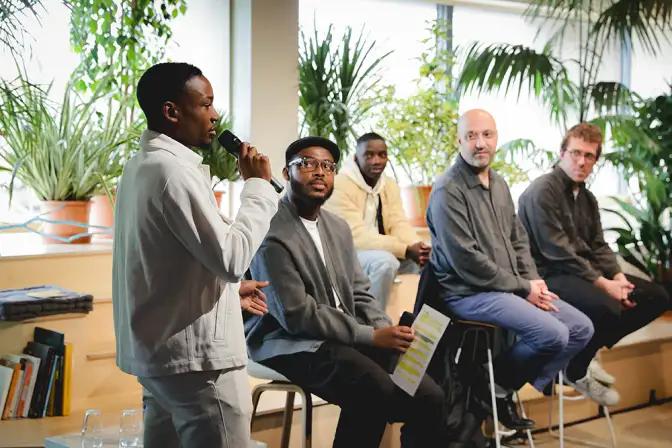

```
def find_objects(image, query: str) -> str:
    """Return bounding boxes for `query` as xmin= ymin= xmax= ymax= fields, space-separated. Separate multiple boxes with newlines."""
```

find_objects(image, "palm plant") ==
xmin=457 ymin=0 xmax=672 ymax=159
xmin=0 ymin=0 xmax=69 ymax=55
xmin=602 ymin=88 xmax=672 ymax=281
xmin=299 ymin=23 xmax=393 ymax=156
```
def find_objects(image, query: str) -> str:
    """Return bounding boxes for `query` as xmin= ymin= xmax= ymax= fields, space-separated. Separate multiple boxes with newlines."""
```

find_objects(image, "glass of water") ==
xmin=119 ymin=409 xmax=142 ymax=447
xmin=81 ymin=409 xmax=104 ymax=448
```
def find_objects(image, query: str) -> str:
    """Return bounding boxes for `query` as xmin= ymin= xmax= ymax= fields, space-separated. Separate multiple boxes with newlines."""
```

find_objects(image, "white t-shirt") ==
xmin=300 ymin=217 xmax=345 ymax=312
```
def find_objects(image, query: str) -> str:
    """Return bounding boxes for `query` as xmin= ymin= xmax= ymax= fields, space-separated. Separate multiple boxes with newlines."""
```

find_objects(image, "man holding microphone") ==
xmin=112 ymin=62 xmax=280 ymax=448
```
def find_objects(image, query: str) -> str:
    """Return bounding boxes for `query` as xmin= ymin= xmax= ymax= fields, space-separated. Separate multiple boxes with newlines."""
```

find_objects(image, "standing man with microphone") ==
xmin=112 ymin=62 xmax=280 ymax=448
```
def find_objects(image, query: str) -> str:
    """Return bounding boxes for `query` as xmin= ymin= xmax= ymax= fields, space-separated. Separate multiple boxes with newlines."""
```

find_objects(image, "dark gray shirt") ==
xmin=427 ymin=156 xmax=539 ymax=300
xmin=518 ymin=166 xmax=621 ymax=282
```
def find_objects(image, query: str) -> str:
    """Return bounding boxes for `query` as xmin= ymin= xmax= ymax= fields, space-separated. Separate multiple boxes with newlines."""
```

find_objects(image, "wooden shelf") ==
xmin=0 ymin=232 xmax=112 ymax=261
xmin=1 ymin=397 xmax=141 ymax=448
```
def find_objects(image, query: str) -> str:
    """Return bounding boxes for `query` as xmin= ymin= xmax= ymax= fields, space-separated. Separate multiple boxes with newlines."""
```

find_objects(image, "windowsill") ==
xmin=0 ymin=232 xmax=112 ymax=260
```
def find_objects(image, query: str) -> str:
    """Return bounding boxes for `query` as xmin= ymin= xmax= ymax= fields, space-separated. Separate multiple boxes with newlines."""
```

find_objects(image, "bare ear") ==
xmin=282 ymin=167 xmax=290 ymax=181
xmin=354 ymin=154 xmax=359 ymax=165
xmin=163 ymin=102 xmax=179 ymax=124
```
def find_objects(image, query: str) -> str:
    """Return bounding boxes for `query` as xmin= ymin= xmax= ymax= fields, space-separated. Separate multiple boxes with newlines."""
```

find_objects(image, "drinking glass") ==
xmin=119 ymin=409 xmax=142 ymax=447
xmin=81 ymin=409 xmax=104 ymax=448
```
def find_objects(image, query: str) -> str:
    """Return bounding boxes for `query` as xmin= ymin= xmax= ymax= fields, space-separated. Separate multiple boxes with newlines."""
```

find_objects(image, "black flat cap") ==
xmin=285 ymin=136 xmax=340 ymax=165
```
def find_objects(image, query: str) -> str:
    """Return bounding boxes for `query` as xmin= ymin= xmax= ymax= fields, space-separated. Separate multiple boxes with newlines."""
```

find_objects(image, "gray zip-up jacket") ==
xmin=244 ymin=196 xmax=392 ymax=362
xmin=427 ymin=156 xmax=539 ymax=300
xmin=112 ymin=130 xmax=279 ymax=377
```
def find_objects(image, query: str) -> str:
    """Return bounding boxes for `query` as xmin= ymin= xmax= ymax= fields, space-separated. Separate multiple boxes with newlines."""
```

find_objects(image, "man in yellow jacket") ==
xmin=324 ymin=132 xmax=430 ymax=309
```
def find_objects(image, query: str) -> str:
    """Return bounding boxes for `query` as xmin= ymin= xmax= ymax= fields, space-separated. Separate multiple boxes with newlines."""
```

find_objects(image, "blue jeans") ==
xmin=445 ymin=292 xmax=594 ymax=391
xmin=357 ymin=250 xmax=419 ymax=309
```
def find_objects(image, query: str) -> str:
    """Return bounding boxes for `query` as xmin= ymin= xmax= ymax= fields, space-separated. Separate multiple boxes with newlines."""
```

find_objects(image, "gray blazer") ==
xmin=244 ymin=195 xmax=392 ymax=362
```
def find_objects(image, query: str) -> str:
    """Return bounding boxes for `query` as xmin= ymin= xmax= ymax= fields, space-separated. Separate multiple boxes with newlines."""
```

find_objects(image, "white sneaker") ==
xmin=570 ymin=376 xmax=620 ymax=407
xmin=589 ymin=359 xmax=616 ymax=385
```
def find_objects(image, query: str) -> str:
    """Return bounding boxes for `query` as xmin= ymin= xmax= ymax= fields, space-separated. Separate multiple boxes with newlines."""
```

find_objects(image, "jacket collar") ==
xmin=455 ymin=154 xmax=492 ymax=189
xmin=552 ymin=165 xmax=584 ymax=193
xmin=140 ymin=130 xmax=203 ymax=167
xmin=279 ymin=194 xmax=326 ymax=221
xmin=277 ymin=195 xmax=350 ymax=314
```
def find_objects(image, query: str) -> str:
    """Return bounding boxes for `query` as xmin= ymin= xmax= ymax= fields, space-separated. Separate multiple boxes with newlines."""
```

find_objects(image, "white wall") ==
xmin=167 ymin=0 xmax=231 ymax=110
xmin=231 ymin=0 xmax=299 ymax=179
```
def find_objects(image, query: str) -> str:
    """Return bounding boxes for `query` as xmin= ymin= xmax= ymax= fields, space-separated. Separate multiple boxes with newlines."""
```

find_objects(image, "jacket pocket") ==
xmin=213 ymin=291 xmax=228 ymax=343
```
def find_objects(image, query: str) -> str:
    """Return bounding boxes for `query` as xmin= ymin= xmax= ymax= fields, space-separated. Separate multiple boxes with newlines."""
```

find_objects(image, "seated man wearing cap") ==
xmin=244 ymin=137 xmax=452 ymax=448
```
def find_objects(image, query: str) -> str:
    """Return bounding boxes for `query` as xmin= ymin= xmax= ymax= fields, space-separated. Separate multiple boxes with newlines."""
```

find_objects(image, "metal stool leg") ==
xmin=604 ymin=406 xmax=616 ymax=447
xmin=559 ymin=371 xmax=565 ymax=448
xmin=486 ymin=346 xmax=502 ymax=448
xmin=513 ymin=390 xmax=535 ymax=447
xmin=280 ymin=391 xmax=295 ymax=448
xmin=299 ymin=390 xmax=313 ymax=448
xmin=548 ymin=371 xmax=616 ymax=447
xmin=250 ymin=384 xmax=269 ymax=431
xmin=457 ymin=324 xmax=524 ymax=447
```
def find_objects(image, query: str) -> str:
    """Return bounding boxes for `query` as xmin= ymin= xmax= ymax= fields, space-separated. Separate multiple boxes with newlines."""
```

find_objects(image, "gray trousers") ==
xmin=138 ymin=366 xmax=252 ymax=448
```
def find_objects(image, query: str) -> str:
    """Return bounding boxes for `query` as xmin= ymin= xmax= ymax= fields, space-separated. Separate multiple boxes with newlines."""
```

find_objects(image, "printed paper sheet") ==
xmin=390 ymin=305 xmax=450 ymax=396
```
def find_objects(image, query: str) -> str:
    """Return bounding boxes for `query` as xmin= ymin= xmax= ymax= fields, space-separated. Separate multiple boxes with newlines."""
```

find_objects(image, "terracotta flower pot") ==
xmin=89 ymin=193 xmax=115 ymax=240
xmin=400 ymin=185 xmax=432 ymax=227
xmin=214 ymin=191 xmax=224 ymax=210
xmin=39 ymin=200 xmax=92 ymax=244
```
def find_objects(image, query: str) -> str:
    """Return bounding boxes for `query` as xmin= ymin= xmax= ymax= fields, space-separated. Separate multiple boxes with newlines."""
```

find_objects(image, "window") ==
xmin=0 ymin=0 xmax=231 ymax=224
xmin=299 ymin=0 xmax=437 ymax=99
xmin=452 ymin=5 xmax=623 ymax=201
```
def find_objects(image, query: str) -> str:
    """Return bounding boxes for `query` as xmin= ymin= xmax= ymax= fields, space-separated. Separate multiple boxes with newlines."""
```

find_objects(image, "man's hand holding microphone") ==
xmin=236 ymin=142 xmax=272 ymax=183
xmin=218 ymin=130 xmax=281 ymax=315
xmin=218 ymin=130 xmax=284 ymax=193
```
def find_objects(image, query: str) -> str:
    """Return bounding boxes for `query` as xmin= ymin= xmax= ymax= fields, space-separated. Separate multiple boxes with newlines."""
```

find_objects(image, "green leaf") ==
xmin=456 ymin=42 xmax=576 ymax=129
xmin=593 ymin=0 xmax=672 ymax=54
xmin=0 ymin=66 xmax=142 ymax=202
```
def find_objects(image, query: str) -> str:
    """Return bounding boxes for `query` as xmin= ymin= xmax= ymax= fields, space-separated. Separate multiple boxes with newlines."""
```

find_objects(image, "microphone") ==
xmin=218 ymin=130 xmax=285 ymax=194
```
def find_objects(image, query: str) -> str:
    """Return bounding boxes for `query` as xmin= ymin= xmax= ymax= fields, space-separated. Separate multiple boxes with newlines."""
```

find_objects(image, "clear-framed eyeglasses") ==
xmin=287 ymin=156 xmax=337 ymax=174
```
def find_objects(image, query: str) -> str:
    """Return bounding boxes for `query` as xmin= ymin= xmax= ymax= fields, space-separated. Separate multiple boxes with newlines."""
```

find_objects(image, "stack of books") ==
xmin=0 ymin=327 xmax=72 ymax=419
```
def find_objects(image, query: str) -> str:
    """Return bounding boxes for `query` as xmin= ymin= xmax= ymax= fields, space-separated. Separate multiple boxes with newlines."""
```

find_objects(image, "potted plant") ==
xmin=192 ymin=113 xmax=240 ymax=211
xmin=378 ymin=85 xmax=460 ymax=227
xmin=299 ymin=23 xmax=393 ymax=158
xmin=0 ymin=72 xmax=136 ymax=244
xmin=87 ymin=105 xmax=142 ymax=240
xmin=376 ymin=20 xmax=460 ymax=227
xmin=603 ymin=88 xmax=672 ymax=286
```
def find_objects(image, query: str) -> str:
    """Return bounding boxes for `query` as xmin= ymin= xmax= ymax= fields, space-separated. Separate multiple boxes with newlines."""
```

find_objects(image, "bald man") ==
xmin=426 ymin=109 xmax=594 ymax=429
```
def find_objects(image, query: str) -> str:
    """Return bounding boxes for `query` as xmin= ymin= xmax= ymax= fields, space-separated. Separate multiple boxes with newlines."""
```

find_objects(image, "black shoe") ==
xmin=496 ymin=394 xmax=535 ymax=430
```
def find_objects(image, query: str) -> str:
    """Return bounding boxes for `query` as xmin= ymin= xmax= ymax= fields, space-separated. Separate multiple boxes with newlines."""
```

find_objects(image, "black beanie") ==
xmin=285 ymin=136 xmax=341 ymax=165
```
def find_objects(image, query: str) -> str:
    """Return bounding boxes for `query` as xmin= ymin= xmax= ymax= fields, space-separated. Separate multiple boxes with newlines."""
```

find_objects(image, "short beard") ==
xmin=289 ymin=177 xmax=333 ymax=208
